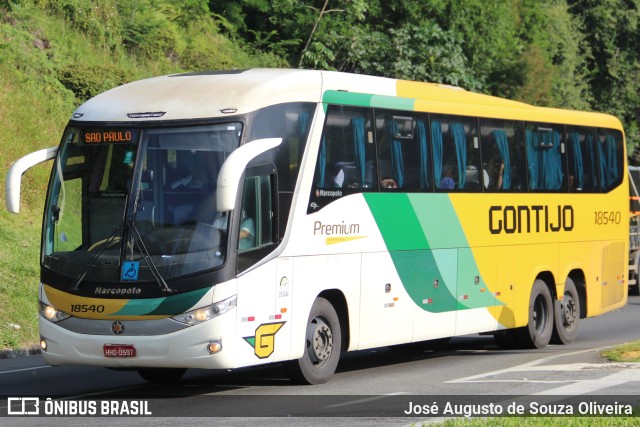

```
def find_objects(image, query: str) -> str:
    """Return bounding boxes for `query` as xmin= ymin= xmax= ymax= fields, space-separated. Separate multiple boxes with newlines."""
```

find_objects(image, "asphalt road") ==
xmin=2 ymin=295 xmax=640 ymax=426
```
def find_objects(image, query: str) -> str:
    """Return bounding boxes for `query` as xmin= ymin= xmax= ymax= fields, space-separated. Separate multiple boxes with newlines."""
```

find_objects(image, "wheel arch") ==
xmin=566 ymin=269 xmax=587 ymax=319
xmin=536 ymin=271 xmax=556 ymax=298
xmin=317 ymin=289 xmax=350 ymax=354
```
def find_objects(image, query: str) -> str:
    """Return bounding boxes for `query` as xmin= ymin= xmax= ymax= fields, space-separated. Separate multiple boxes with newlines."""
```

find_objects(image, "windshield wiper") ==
xmin=129 ymin=221 xmax=173 ymax=293
xmin=70 ymin=225 xmax=122 ymax=291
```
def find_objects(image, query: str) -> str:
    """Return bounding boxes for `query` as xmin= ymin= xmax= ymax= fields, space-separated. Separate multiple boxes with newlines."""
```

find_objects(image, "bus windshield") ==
xmin=43 ymin=123 xmax=242 ymax=285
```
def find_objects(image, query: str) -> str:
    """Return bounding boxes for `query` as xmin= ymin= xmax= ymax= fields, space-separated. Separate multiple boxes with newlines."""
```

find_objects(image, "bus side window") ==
xmin=308 ymin=105 xmax=376 ymax=213
xmin=237 ymin=173 xmax=277 ymax=272
xmin=567 ymin=126 xmax=599 ymax=192
xmin=431 ymin=115 xmax=479 ymax=191
xmin=238 ymin=177 xmax=258 ymax=252
xmin=375 ymin=112 xmax=430 ymax=191
xmin=313 ymin=106 xmax=376 ymax=190
xmin=525 ymin=123 xmax=565 ymax=191
xmin=479 ymin=119 xmax=526 ymax=192
xmin=597 ymin=128 xmax=624 ymax=192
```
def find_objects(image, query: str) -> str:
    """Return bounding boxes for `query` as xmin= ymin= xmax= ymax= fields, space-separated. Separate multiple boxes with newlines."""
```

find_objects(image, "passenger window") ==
xmin=525 ymin=123 xmax=566 ymax=191
xmin=375 ymin=112 xmax=431 ymax=191
xmin=431 ymin=115 xmax=480 ymax=191
xmin=238 ymin=175 xmax=275 ymax=252
xmin=480 ymin=119 xmax=526 ymax=192
xmin=313 ymin=106 xmax=376 ymax=190
xmin=308 ymin=106 xmax=377 ymax=213
xmin=597 ymin=129 xmax=624 ymax=192
xmin=566 ymin=126 xmax=599 ymax=192
xmin=237 ymin=173 xmax=276 ymax=272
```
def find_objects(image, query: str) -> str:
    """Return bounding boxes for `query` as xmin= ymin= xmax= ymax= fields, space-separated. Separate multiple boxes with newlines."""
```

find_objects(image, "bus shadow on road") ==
xmin=189 ymin=335 xmax=504 ymax=389
xmin=99 ymin=334 xmax=567 ymax=397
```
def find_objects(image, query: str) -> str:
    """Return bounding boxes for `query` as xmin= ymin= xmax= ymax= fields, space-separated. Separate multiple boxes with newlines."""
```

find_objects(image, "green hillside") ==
xmin=0 ymin=0 xmax=283 ymax=348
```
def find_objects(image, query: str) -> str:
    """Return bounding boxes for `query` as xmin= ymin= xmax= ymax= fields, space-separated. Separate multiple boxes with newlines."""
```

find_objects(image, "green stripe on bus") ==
xmin=364 ymin=193 xmax=498 ymax=312
xmin=390 ymin=249 xmax=458 ymax=313
xmin=114 ymin=287 xmax=209 ymax=316
xmin=323 ymin=90 xmax=372 ymax=107
xmin=363 ymin=193 xmax=429 ymax=250
xmin=407 ymin=194 xmax=468 ymax=247
xmin=112 ymin=297 xmax=164 ymax=316
xmin=371 ymin=94 xmax=415 ymax=111
xmin=147 ymin=287 xmax=210 ymax=315
xmin=322 ymin=91 xmax=416 ymax=111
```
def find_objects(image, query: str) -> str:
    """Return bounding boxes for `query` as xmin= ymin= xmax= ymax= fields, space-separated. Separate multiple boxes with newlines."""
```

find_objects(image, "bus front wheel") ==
xmin=515 ymin=279 xmax=553 ymax=349
xmin=285 ymin=297 xmax=342 ymax=385
xmin=551 ymin=277 xmax=580 ymax=344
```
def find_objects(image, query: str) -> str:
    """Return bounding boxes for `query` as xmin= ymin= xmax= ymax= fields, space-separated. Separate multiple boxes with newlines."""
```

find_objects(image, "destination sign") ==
xmin=82 ymin=129 xmax=138 ymax=144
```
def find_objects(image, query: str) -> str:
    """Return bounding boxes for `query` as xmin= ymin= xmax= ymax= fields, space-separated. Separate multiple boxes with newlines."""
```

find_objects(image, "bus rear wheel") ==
xmin=514 ymin=279 xmax=553 ymax=349
xmin=551 ymin=277 xmax=580 ymax=344
xmin=137 ymin=368 xmax=187 ymax=383
xmin=629 ymin=269 xmax=640 ymax=296
xmin=285 ymin=297 xmax=342 ymax=385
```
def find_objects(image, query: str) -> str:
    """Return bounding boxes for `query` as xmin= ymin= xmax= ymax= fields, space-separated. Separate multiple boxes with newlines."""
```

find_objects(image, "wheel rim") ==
xmin=307 ymin=316 xmax=333 ymax=366
xmin=561 ymin=293 xmax=577 ymax=328
xmin=533 ymin=294 xmax=549 ymax=333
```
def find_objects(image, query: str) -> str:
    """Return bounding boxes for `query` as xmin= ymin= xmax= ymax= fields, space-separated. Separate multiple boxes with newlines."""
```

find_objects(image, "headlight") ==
xmin=39 ymin=302 xmax=70 ymax=323
xmin=172 ymin=295 xmax=237 ymax=326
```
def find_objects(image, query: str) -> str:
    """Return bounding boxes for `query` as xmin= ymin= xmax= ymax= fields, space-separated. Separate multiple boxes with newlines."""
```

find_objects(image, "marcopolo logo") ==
xmin=94 ymin=286 xmax=142 ymax=296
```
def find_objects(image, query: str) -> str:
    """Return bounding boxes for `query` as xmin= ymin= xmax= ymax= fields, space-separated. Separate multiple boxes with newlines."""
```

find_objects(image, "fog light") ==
xmin=207 ymin=340 xmax=222 ymax=354
xmin=40 ymin=338 xmax=47 ymax=352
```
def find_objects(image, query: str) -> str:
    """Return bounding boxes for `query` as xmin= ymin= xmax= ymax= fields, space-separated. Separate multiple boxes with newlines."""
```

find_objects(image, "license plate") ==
xmin=103 ymin=344 xmax=136 ymax=358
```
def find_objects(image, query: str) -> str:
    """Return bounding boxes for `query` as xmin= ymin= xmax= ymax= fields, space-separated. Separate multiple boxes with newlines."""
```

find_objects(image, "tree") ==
xmin=514 ymin=0 xmax=591 ymax=109
xmin=568 ymin=0 xmax=640 ymax=151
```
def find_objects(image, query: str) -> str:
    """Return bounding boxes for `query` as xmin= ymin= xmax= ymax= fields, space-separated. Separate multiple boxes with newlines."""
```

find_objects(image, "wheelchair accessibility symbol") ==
xmin=121 ymin=261 xmax=140 ymax=281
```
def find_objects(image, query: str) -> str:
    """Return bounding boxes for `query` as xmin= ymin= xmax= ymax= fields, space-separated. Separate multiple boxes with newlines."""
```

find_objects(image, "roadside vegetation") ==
xmin=0 ymin=0 xmax=283 ymax=348
xmin=601 ymin=341 xmax=640 ymax=363
xmin=430 ymin=416 xmax=638 ymax=426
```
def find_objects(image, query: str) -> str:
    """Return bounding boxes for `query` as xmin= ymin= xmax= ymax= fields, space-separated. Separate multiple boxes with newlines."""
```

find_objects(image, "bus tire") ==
xmin=285 ymin=297 xmax=341 ymax=385
xmin=137 ymin=368 xmax=186 ymax=383
xmin=551 ymin=277 xmax=580 ymax=344
xmin=629 ymin=270 xmax=640 ymax=296
xmin=514 ymin=279 xmax=553 ymax=349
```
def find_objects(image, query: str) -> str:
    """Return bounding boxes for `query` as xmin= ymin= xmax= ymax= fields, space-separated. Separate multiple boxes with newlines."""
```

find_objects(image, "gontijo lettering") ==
xmin=489 ymin=205 xmax=574 ymax=234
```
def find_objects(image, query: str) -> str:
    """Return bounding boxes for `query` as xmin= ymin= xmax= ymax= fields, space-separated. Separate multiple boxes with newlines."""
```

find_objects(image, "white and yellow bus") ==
xmin=6 ymin=69 xmax=628 ymax=384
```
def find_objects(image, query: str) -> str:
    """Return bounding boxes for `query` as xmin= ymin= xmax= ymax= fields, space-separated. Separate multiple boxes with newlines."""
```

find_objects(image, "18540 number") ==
xmin=594 ymin=211 xmax=621 ymax=225
xmin=70 ymin=304 xmax=105 ymax=313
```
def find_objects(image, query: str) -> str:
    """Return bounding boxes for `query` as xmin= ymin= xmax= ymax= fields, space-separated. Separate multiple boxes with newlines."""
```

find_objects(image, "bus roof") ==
xmin=70 ymin=68 xmax=623 ymax=130
xmin=72 ymin=69 xmax=323 ymax=123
